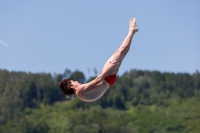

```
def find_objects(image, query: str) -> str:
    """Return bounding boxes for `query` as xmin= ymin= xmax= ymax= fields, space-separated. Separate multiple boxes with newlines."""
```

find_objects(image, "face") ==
xmin=70 ymin=80 xmax=81 ymax=89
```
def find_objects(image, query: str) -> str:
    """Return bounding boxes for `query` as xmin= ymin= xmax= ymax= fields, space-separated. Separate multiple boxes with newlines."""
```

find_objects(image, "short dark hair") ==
xmin=58 ymin=78 xmax=75 ymax=95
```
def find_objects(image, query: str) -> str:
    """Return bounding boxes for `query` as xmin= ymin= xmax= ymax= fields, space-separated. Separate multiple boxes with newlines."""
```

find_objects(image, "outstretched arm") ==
xmin=80 ymin=61 xmax=118 ymax=91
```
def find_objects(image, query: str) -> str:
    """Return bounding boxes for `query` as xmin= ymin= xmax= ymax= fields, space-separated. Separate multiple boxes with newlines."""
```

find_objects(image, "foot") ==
xmin=129 ymin=18 xmax=138 ymax=33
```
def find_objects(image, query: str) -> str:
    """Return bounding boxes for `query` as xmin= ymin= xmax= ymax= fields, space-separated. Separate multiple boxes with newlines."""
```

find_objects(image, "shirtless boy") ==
xmin=58 ymin=18 xmax=138 ymax=102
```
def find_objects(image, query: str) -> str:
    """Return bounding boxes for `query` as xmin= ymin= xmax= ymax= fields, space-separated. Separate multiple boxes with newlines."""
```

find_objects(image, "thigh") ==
xmin=101 ymin=51 xmax=123 ymax=75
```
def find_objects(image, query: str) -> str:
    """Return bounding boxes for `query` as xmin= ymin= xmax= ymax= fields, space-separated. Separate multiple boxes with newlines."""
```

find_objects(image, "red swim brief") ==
xmin=104 ymin=74 xmax=117 ymax=86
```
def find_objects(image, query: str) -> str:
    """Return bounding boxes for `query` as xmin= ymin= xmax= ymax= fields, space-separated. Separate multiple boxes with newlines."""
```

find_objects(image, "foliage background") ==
xmin=0 ymin=69 xmax=200 ymax=133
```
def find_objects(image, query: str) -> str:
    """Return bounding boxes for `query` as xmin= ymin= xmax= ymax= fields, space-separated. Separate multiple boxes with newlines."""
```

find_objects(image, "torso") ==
xmin=76 ymin=80 xmax=110 ymax=102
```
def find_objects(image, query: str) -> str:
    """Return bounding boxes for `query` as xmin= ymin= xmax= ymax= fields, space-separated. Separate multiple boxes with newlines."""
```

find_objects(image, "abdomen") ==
xmin=77 ymin=80 xmax=110 ymax=102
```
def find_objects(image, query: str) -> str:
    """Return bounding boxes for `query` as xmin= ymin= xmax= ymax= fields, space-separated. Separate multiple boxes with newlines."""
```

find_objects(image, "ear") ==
xmin=70 ymin=84 xmax=74 ymax=89
xmin=69 ymin=80 xmax=73 ymax=87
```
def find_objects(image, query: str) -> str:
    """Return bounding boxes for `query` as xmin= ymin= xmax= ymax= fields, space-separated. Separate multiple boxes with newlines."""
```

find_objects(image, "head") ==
xmin=58 ymin=78 xmax=81 ymax=95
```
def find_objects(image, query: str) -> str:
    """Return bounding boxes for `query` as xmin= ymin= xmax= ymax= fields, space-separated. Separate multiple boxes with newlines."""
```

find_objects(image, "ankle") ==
xmin=129 ymin=27 xmax=138 ymax=34
xmin=128 ymin=29 xmax=136 ymax=35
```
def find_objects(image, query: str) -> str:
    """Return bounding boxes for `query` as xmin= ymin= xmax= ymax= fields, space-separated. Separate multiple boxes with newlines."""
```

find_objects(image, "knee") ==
xmin=120 ymin=46 xmax=130 ymax=53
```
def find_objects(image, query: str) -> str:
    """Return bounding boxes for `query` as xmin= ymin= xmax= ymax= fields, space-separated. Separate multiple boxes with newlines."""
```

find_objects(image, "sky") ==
xmin=0 ymin=0 xmax=199 ymax=79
